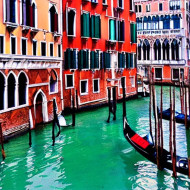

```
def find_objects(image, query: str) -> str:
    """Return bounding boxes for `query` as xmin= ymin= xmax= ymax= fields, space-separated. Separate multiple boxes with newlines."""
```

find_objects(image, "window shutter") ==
xmin=109 ymin=20 xmax=116 ymax=41
xmin=122 ymin=53 xmax=125 ymax=68
xmin=6 ymin=0 xmax=10 ymax=22
xmin=91 ymin=51 xmax=95 ymax=69
xmin=118 ymin=53 xmax=122 ymax=68
xmin=54 ymin=13 xmax=58 ymax=32
xmin=121 ymin=21 xmax=125 ymax=41
xmin=130 ymin=54 xmax=134 ymax=68
xmin=30 ymin=6 xmax=34 ymax=27
xmin=95 ymin=51 xmax=99 ymax=69
xmin=22 ymin=0 xmax=26 ymax=25
xmin=79 ymin=50 xmax=84 ymax=70
xmin=105 ymin=52 xmax=110 ymax=69
xmin=86 ymin=13 xmax=90 ymax=37
xmin=126 ymin=53 xmax=130 ymax=68
xmin=65 ymin=49 xmax=71 ymax=69
xmin=71 ymin=50 xmax=77 ymax=69
xmin=91 ymin=15 xmax=95 ymax=38
xmin=10 ymin=0 xmax=16 ymax=23
xmin=130 ymin=23 xmax=137 ymax=43
xmin=95 ymin=15 xmax=100 ymax=38
xmin=100 ymin=52 xmax=104 ymax=69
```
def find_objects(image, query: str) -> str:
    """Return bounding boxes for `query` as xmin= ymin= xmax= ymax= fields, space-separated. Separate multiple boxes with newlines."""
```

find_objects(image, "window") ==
xmin=21 ymin=38 xmax=27 ymax=55
xmin=0 ymin=73 xmax=5 ymax=110
xmin=65 ymin=74 xmax=74 ymax=89
xmin=79 ymin=50 xmax=89 ymax=70
xmin=18 ymin=73 xmax=27 ymax=105
xmin=172 ymin=69 xmax=179 ymax=80
xmin=109 ymin=19 xmax=117 ymax=41
xmin=58 ymin=44 xmax=61 ymax=57
xmin=41 ymin=42 xmax=46 ymax=56
xmin=0 ymin=36 xmax=4 ymax=54
xmin=170 ymin=1 xmax=180 ymax=10
xmin=130 ymin=0 xmax=134 ymax=11
xmin=65 ymin=49 xmax=78 ymax=70
xmin=118 ymin=0 xmax=124 ymax=9
xmin=50 ymin=43 xmax=54 ymax=57
xmin=138 ymin=43 xmax=142 ymax=60
xmin=146 ymin=4 xmax=150 ymax=12
xmin=159 ymin=3 xmax=163 ymax=11
xmin=126 ymin=53 xmax=135 ymax=68
xmin=130 ymin=76 xmax=135 ymax=88
xmin=130 ymin=23 xmax=137 ymax=43
xmin=118 ymin=20 xmax=125 ymax=42
xmin=5 ymin=0 xmax=17 ymax=23
xmin=50 ymin=70 xmax=58 ymax=93
xmin=139 ymin=5 xmax=142 ymax=12
xmin=91 ymin=15 xmax=101 ymax=39
xmin=171 ymin=39 xmax=179 ymax=60
xmin=103 ymin=52 xmax=111 ymax=69
xmin=163 ymin=39 xmax=170 ymax=60
xmin=163 ymin=15 xmax=170 ymax=29
xmin=8 ymin=73 xmax=16 ymax=108
xmin=154 ymin=39 xmax=161 ymax=60
xmin=67 ymin=8 xmax=76 ymax=37
xmin=143 ymin=39 xmax=150 ymax=60
xmin=93 ymin=79 xmax=100 ymax=93
xmin=172 ymin=15 xmax=180 ymax=29
xmin=135 ymin=5 xmax=138 ymax=12
xmin=49 ymin=5 xmax=58 ymax=33
xmin=102 ymin=0 xmax=107 ymax=5
xmin=80 ymin=80 xmax=88 ymax=95
xmin=155 ymin=68 xmax=162 ymax=79
xmin=118 ymin=52 xmax=125 ymax=68
xmin=33 ymin=40 xmax=37 ymax=56
xmin=81 ymin=12 xmax=90 ymax=38
xmin=91 ymin=50 xmax=100 ymax=69
xmin=137 ymin=18 xmax=143 ymax=30
xmin=11 ymin=37 xmax=16 ymax=54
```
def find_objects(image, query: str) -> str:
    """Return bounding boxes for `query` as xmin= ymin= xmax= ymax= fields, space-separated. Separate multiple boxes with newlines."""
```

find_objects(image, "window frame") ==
xmin=65 ymin=74 xmax=74 ymax=89
xmin=41 ymin=41 xmax=47 ymax=56
xmin=49 ymin=42 xmax=54 ymax=57
xmin=0 ymin=35 xmax=5 ymax=54
xmin=80 ymin=79 xmax=88 ymax=95
xmin=21 ymin=37 xmax=27 ymax=55
xmin=32 ymin=40 xmax=37 ymax=56
xmin=154 ymin=67 xmax=163 ymax=80
xmin=93 ymin=78 xmax=100 ymax=93
xmin=11 ymin=36 xmax=17 ymax=55
xmin=66 ymin=7 xmax=76 ymax=37
xmin=49 ymin=70 xmax=58 ymax=94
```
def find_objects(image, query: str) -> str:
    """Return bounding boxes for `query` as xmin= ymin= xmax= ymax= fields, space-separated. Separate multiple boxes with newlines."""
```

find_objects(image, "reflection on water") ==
xmin=0 ymin=86 xmax=190 ymax=189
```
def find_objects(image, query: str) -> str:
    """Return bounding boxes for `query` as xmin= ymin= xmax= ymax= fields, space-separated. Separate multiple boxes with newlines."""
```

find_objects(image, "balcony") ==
xmin=137 ymin=59 xmax=186 ymax=65
xmin=137 ymin=28 xmax=185 ymax=37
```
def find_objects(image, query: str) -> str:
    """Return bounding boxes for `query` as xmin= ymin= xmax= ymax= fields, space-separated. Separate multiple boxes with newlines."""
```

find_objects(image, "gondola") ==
xmin=123 ymin=117 xmax=188 ymax=176
xmin=160 ymin=108 xmax=190 ymax=125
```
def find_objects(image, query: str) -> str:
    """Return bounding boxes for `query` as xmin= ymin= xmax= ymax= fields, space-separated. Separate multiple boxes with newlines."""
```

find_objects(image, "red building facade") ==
xmin=62 ymin=0 xmax=137 ymax=109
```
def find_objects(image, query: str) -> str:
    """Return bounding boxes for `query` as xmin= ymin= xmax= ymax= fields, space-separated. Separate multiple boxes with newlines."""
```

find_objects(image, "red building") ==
xmin=62 ymin=0 xmax=137 ymax=109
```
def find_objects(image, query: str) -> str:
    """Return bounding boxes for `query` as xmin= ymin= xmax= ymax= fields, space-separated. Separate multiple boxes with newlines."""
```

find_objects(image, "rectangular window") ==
xmin=109 ymin=19 xmax=116 ymax=41
xmin=118 ymin=20 xmax=125 ymax=42
xmin=91 ymin=51 xmax=100 ymax=69
xmin=33 ymin=40 xmax=37 ymax=56
xmin=58 ymin=44 xmax=61 ymax=57
xmin=146 ymin=4 xmax=150 ymax=12
xmin=79 ymin=50 xmax=89 ymax=70
xmin=172 ymin=69 xmax=179 ymax=80
xmin=21 ymin=38 xmax=27 ymax=55
xmin=67 ymin=8 xmax=76 ymax=37
xmin=80 ymin=80 xmax=88 ymax=95
xmin=93 ymin=79 xmax=100 ymax=93
xmin=130 ymin=0 xmax=134 ymax=11
xmin=155 ymin=68 xmax=162 ymax=79
xmin=130 ymin=76 xmax=135 ymax=88
xmin=159 ymin=3 xmax=163 ymax=11
xmin=118 ymin=53 xmax=125 ymax=68
xmin=11 ymin=37 xmax=16 ymax=54
xmin=65 ymin=48 xmax=78 ymax=70
xmin=65 ymin=74 xmax=74 ymax=89
xmin=103 ymin=52 xmax=111 ymax=69
xmin=81 ymin=12 xmax=90 ymax=38
xmin=118 ymin=0 xmax=124 ymax=9
xmin=41 ymin=42 xmax=46 ymax=56
xmin=0 ymin=36 xmax=4 ymax=54
xmin=91 ymin=15 xmax=101 ymax=39
xmin=130 ymin=23 xmax=137 ymax=43
xmin=139 ymin=5 xmax=142 ymax=12
xmin=50 ymin=43 xmax=53 ymax=57
xmin=102 ymin=0 xmax=107 ymax=4
xmin=135 ymin=5 xmax=138 ymax=12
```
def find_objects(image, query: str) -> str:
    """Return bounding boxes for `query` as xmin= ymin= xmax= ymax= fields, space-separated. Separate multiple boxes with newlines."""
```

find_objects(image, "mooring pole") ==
xmin=72 ymin=95 xmax=76 ymax=127
xmin=185 ymin=87 xmax=188 ymax=128
xmin=75 ymin=90 xmax=78 ymax=110
xmin=149 ymin=71 xmax=152 ymax=137
xmin=169 ymin=86 xmax=173 ymax=155
xmin=28 ymin=117 xmax=32 ymax=147
xmin=113 ymin=87 xmax=117 ymax=121
xmin=0 ymin=123 xmax=5 ymax=160
xmin=172 ymin=86 xmax=177 ymax=178
xmin=107 ymin=87 xmax=111 ymax=123
xmin=121 ymin=78 xmax=126 ymax=119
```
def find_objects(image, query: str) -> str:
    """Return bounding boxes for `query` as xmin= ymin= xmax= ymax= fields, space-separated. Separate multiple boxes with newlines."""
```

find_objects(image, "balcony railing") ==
xmin=137 ymin=28 xmax=185 ymax=37
xmin=137 ymin=59 xmax=186 ymax=65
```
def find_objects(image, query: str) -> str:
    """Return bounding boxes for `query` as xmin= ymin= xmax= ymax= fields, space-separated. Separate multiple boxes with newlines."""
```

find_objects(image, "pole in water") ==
xmin=113 ymin=87 xmax=117 ymax=121
xmin=29 ymin=117 xmax=32 ymax=147
xmin=0 ymin=123 xmax=5 ymax=160
xmin=121 ymin=77 xmax=126 ymax=118
xmin=72 ymin=95 xmax=76 ymax=127
xmin=107 ymin=87 xmax=111 ymax=123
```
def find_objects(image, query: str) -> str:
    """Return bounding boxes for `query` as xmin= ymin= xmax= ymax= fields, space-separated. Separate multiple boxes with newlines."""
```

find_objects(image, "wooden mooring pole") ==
xmin=0 ymin=123 xmax=5 ymax=160
xmin=149 ymin=69 xmax=152 ymax=137
xmin=121 ymin=78 xmax=126 ymax=119
xmin=72 ymin=94 xmax=76 ymax=127
xmin=28 ymin=117 xmax=32 ymax=147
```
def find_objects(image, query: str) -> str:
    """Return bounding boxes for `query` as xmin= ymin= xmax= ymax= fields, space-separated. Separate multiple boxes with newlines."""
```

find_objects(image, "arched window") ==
xmin=31 ymin=3 xmax=36 ymax=27
xmin=163 ymin=39 xmax=170 ymax=60
xmin=50 ymin=6 xmax=58 ymax=33
xmin=8 ymin=73 xmax=16 ymax=108
xmin=143 ymin=16 xmax=148 ymax=30
xmin=138 ymin=43 xmax=142 ymax=60
xmin=163 ymin=15 xmax=170 ymax=29
xmin=147 ymin=16 xmax=151 ymax=30
xmin=171 ymin=39 xmax=179 ymax=60
xmin=143 ymin=39 xmax=150 ymax=60
xmin=154 ymin=39 xmax=161 ymax=60
xmin=152 ymin=16 xmax=159 ymax=30
xmin=172 ymin=15 xmax=180 ymax=29
xmin=0 ymin=73 xmax=5 ymax=110
xmin=18 ymin=73 xmax=27 ymax=105
xmin=50 ymin=70 xmax=58 ymax=93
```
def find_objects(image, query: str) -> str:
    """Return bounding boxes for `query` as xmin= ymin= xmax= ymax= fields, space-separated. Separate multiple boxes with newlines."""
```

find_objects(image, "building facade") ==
xmin=62 ymin=0 xmax=137 ymax=109
xmin=0 ymin=0 xmax=63 ymax=137
xmin=135 ymin=0 xmax=190 ymax=83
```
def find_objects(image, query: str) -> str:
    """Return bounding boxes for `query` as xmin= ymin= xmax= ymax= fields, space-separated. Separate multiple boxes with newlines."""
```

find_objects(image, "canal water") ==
xmin=1 ymin=87 xmax=190 ymax=189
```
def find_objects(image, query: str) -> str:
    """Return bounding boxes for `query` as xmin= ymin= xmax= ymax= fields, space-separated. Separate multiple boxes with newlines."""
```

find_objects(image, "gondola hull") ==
xmin=123 ymin=117 xmax=188 ymax=176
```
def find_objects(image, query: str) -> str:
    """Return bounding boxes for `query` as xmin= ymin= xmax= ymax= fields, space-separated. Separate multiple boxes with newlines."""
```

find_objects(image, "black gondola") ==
xmin=123 ymin=117 xmax=189 ymax=176
xmin=160 ymin=108 xmax=190 ymax=125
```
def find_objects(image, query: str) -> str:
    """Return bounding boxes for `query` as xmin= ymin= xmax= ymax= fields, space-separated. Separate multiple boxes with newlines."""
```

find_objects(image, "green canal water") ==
xmin=1 ymin=87 xmax=190 ymax=189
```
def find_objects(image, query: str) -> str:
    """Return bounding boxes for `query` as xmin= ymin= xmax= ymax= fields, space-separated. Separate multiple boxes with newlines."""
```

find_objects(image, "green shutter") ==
xmin=79 ymin=50 xmax=84 ymax=70
xmin=95 ymin=51 xmax=99 ymax=69
xmin=91 ymin=15 xmax=95 ymax=38
xmin=122 ymin=53 xmax=125 ymax=68
xmin=109 ymin=19 xmax=115 ymax=41
xmin=130 ymin=53 xmax=134 ymax=68
xmin=71 ymin=50 xmax=77 ymax=69
xmin=86 ymin=13 xmax=90 ymax=37
xmin=65 ymin=48 xmax=71 ymax=69
xmin=95 ymin=15 xmax=100 ymax=38
xmin=118 ymin=53 xmax=121 ymax=68
xmin=84 ymin=50 xmax=89 ymax=69
xmin=82 ymin=13 xmax=90 ymax=37
xmin=91 ymin=51 xmax=95 ymax=69
xmin=130 ymin=23 xmax=137 ymax=43
xmin=126 ymin=53 xmax=130 ymax=68
xmin=105 ymin=53 xmax=110 ymax=68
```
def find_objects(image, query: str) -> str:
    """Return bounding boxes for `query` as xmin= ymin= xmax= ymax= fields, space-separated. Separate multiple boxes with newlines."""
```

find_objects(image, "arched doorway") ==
xmin=34 ymin=90 xmax=48 ymax=125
